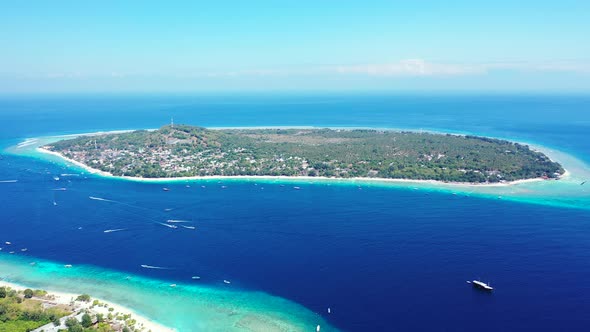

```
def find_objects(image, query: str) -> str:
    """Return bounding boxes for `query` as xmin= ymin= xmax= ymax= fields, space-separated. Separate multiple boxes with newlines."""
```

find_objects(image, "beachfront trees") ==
xmin=66 ymin=317 xmax=84 ymax=332
xmin=0 ymin=287 xmax=6 ymax=298
xmin=75 ymin=294 xmax=91 ymax=302
xmin=81 ymin=313 xmax=92 ymax=328
xmin=23 ymin=289 xmax=33 ymax=299
xmin=0 ymin=288 xmax=71 ymax=331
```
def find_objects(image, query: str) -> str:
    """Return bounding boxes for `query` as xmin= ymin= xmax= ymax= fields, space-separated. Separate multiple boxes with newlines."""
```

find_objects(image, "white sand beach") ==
xmin=0 ymin=280 xmax=175 ymax=332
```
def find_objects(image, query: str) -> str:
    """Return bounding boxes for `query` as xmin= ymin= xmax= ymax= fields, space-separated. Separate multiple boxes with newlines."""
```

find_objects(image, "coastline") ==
xmin=35 ymin=146 xmax=559 ymax=188
xmin=0 ymin=279 xmax=175 ymax=332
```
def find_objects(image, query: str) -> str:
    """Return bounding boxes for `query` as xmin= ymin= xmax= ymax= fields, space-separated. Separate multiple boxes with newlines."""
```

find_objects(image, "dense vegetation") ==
xmin=0 ymin=287 xmax=68 ymax=332
xmin=46 ymin=125 xmax=565 ymax=183
xmin=0 ymin=287 xmax=141 ymax=332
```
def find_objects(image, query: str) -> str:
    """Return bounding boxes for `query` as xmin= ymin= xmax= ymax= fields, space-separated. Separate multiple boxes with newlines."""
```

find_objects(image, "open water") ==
xmin=1 ymin=94 xmax=590 ymax=331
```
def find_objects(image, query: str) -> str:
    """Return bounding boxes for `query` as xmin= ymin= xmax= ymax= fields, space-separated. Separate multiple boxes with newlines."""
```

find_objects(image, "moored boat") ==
xmin=468 ymin=280 xmax=493 ymax=291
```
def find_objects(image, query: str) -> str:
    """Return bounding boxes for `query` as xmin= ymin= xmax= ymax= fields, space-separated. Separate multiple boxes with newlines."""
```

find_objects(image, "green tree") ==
xmin=0 ymin=287 xmax=6 ymax=298
xmin=81 ymin=312 xmax=93 ymax=328
xmin=53 ymin=314 xmax=62 ymax=326
xmin=76 ymin=294 xmax=91 ymax=302
xmin=23 ymin=288 xmax=34 ymax=299
xmin=69 ymin=325 xmax=84 ymax=332
xmin=65 ymin=317 xmax=79 ymax=328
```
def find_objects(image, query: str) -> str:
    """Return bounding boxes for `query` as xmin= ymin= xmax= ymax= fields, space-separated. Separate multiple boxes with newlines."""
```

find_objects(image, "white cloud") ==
xmin=192 ymin=59 xmax=590 ymax=79
xmin=333 ymin=59 xmax=590 ymax=77
xmin=11 ymin=59 xmax=590 ymax=81
xmin=334 ymin=59 xmax=486 ymax=76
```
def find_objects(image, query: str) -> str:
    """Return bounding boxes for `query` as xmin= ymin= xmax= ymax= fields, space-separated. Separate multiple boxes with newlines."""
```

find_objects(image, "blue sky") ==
xmin=1 ymin=1 xmax=589 ymax=93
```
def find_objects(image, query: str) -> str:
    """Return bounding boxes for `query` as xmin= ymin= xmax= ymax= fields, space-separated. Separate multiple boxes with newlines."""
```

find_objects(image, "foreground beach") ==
xmin=0 ymin=280 xmax=174 ymax=332
xmin=0 ymin=255 xmax=335 ymax=331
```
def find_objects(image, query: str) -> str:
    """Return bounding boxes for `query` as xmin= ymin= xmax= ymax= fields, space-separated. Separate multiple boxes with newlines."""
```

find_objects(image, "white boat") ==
xmin=5 ymin=241 xmax=11 ymax=245
xmin=64 ymin=264 xmax=73 ymax=268
xmin=192 ymin=276 xmax=201 ymax=280
xmin=223 ymin=280 xmax=231 ymax=284
xmin=468 ymin=280 xmax=493 ymax=291
xmin=170 ymin=284 xmax=177 ymax=287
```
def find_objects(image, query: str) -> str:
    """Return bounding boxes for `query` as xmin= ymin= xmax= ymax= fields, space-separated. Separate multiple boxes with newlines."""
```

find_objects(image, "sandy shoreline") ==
xmin=0 ymin=280 xmax=175 ymax=332
xmin=35 ymin=145 xmax=557 ymax=188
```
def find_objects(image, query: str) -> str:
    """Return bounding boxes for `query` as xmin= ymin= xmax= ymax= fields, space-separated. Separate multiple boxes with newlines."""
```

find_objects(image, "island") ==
xmin=41 ymin=125 xmax=564 ymax=183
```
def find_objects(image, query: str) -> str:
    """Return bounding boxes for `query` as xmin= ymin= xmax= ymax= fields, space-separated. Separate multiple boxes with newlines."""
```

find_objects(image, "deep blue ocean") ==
xmin=1 ymin=94 xmax=590 ymax=331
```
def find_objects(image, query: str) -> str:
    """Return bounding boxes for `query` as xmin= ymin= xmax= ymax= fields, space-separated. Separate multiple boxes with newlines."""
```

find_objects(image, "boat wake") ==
xmin=140 ymin=264 xmax=170 ymax=269
xmin=0 ymin=180 xmax=18 ymax=183
xmin=166 ymin=219 xmax=191 ymax=223
xmin=89 ymin=196 xmax=116 ymax=202
xmin=104 ymin=228 xmax=127 ymax=233
xmin=158 ymin=222 xmax=178 ymax=229
xmin=180 ymin=225 xmax=196 ymax=230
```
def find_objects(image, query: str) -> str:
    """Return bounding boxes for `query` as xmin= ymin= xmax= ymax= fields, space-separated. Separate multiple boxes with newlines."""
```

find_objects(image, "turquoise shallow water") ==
xmin=2 ymin=94 xmax=590 ymax=331
xmin=0 ymin=255 xmax=333 ymax=331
